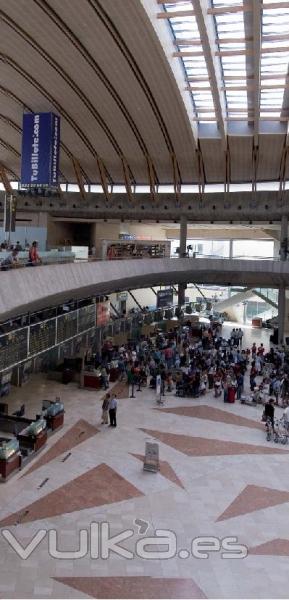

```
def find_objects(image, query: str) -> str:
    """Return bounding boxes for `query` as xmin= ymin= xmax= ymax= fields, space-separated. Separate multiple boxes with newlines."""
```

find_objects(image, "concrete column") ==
xmin=178 ymin=216 xmax=187 ymax=306
xmin=179 ymin=215 xmax=187 ymax=258
xmin=278 ymin=284 xmax=286 ymax=345
xmin=280 ymin=215 xmax=288 ymax=261
xmin=229 ymin=239 xmax=233 ymax=259
xmin=273 ymin=239 xmax=280 ymax=259
xmin=278 ymin=215 xmax=287 ymax=342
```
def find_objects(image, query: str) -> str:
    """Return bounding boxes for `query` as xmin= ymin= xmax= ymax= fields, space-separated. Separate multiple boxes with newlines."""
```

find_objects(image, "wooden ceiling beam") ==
xmin=215 ymin=49 xmax=252 ymax=57
xmin=173 ymin=50 xmax=204 ymax=57
xmin=208 ymin=5 xmax=251 ymax=15
xmin=171 ymin=153 xmax=181 ymax=204
xmin=262 ymin=45 xmax=289 ymax=54
xmin=216 ymin=36 xmax=253 ymax=44
xmin=0 ymin=163 xmax=12 ymax=194
xmin=264 ymin=1 xmax=289 ymax=8
xmin=187 ymin=75 xmax=210 ymax=81
xmin=174 ymin=38 xmax=202 ymax=46
xmin=157 ymin=10 xmax=194 ymax=18
xmin=157 ymin=0 xmax=191 ymax=3
xmin=72 ymin=157 xmax=86 ymax=202
xmin=146 ymin=155 xmax=157 ymax=202
xmin=121 ymin=156 xmax=134 ymax=202
xmin=96 ymin=157 xmax=110 ymax=203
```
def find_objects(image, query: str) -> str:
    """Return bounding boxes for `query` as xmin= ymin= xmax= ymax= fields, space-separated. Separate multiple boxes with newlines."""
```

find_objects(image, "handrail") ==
xmin=0 ymin=252 xmax=278 ymax=271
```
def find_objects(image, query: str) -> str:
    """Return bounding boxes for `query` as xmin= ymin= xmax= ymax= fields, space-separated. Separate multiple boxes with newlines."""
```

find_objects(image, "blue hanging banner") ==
xmin=21 ymin=112 xmax=60 ymax=186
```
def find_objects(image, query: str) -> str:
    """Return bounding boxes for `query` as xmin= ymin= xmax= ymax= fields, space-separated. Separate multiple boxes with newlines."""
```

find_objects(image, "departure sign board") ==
xmin=57 ymin=311 xmax=78 ymax=344
xmin=29 ymin=319 xmax=56 ymax=356
xmin=156 ymin=288 xmax=173 ymax=308
xmin=0 ymin=328 xmax=28 ymax=370
xmin=78 ymin=304 xmax=96 ymax=333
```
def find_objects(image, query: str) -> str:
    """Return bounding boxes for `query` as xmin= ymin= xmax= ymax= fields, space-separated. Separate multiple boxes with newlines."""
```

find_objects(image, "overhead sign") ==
xmin=156 ymin=288 xmax=174 ymax=308
xmin=21 ymin=112 xmax=60 ymax=186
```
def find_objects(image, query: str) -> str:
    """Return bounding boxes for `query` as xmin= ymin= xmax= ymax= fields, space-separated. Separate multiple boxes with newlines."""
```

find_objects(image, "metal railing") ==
xmin=0 ymin=301 xmax=201 ymax=375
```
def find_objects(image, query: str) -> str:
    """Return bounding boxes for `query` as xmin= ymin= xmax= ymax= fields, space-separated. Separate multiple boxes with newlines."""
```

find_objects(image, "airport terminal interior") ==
xmin=2 ymin=0 xmax=289 ymax=598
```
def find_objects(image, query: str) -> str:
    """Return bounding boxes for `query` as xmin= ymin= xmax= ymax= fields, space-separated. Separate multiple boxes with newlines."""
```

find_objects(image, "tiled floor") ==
xmin=0 ymin=324 xmax=288 ymax=599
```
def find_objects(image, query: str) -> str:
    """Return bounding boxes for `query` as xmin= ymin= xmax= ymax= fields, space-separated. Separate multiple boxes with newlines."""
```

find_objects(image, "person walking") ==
xmin=101 ymin=392 xmax=110 ymax=425
xmin=264 ymin=398 xmax=275 ymax=431
xmin=108 ymin=394 xmax=117 ymax=427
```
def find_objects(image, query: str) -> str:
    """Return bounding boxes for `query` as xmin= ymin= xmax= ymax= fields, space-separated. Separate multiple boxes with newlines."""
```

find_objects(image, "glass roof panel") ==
xmin=212 ymin=0 xmax=247 ymax=117
xmin=162 ymin=0 xmax=289 ymax=123
xmin=162 ymin=1 xmax=217 ymax=122
xmin=260 ymin=3 xmax=289 ymax=116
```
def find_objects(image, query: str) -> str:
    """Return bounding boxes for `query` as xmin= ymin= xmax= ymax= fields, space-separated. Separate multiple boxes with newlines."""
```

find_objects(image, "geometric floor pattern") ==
xmin=217 ymin=484 xmax=289 ymax=522
xmin=0 ymin=464 xmax=143 ymax=526
xmin=140 ymin=429 xmax=289 ymax=457
xmin=249 ymin=539 xmax=289 ymax=556
xmin=130 ymin=453 xmax=184 ymax=489
xmin=22 ymin=419 xmax=99 ymax=477
xmin=0 ymin=324 xmax=288 ymax=599
xmin=53 ymin=576 xmax=207 ymax=599
xmin=155 ymin=404 xmax=264 ymax=430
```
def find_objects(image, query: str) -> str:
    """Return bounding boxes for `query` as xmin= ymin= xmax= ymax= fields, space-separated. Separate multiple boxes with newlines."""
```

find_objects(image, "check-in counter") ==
xmin=82 ymin=371 xmax=102 ymax=390
xmin=42 ymin=400 xmax=65 ymax=432
xmin=17 ymin=419 xmax=47 ymax=452
xmin=0 ymin=439 xmax=21 ymax=480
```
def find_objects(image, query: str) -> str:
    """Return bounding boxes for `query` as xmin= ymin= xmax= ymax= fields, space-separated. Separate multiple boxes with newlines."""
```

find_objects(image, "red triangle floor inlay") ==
xmin=155 ymin=404 xmax=263 ymax=430
xmin=53 ymin=576 xmax=206 ymax=599
xmin=217 ymin=484 xmax=289 ymax=522
xmin=0 ymin=464 xmax=143 ymax=527
xmin=131 ymin=453 xmax=184 ymax=489
xmin=250 ymin=538 xmax=289 ymax=556
xmin=141 ymin=429 xmax=289 ymax=457
xmin=22 ymin=419 xmax=99 ymax=477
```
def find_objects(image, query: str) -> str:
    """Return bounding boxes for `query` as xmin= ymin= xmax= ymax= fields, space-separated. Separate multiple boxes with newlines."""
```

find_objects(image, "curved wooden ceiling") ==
xmin=0 ymin=0 xmax=288 ymax=187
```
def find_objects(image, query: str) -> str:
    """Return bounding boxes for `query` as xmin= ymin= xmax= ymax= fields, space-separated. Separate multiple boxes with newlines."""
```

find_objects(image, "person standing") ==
xmin=101 ymin=392 xmax=110 ymax=425
xmin=236 ymin=372 xmax=244 ymax=400
xmin=109 ymin=394 xmax=117 ymax=427
xmin=28 ymin=240 xmax=42 ymax=265
xmin=264 ymin=398 xmax=275 ymax=431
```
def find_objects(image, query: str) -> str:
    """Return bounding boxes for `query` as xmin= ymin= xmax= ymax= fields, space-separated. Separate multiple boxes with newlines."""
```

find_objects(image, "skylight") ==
xmin=212 ymin=0 xmax=248 ymax=119
xmin=161 ymin=0 xmax=289 ymax=125
xmin=261 ymin=2 xmax=289 ymax=119
xmin=162 ymin=1 xmax=217 ymax=122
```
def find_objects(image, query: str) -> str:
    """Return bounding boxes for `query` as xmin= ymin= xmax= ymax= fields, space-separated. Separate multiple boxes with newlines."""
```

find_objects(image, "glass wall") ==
xmin=170 ymin=238 xmax=230 ymax=258
xmin=171 ymin=238 xmax=274 ymax=260
xmin=232 ymin=239 xmax=274 ymax=259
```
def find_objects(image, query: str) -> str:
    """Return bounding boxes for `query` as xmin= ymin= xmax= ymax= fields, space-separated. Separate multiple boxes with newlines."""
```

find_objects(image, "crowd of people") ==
xmin=0 ymin=240 xmax=42 ymax=270
xmin=90 ymin=321 xmax=289 ymax=427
